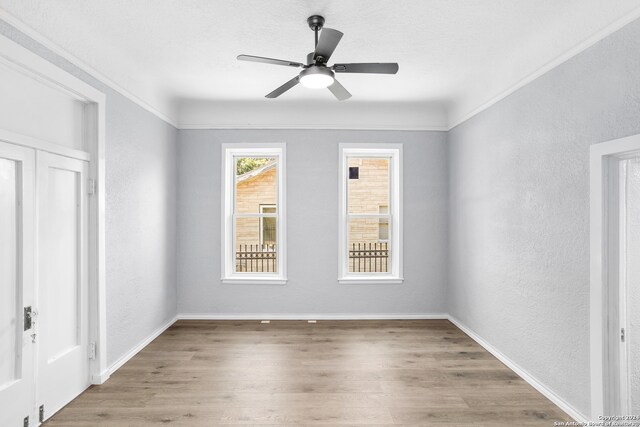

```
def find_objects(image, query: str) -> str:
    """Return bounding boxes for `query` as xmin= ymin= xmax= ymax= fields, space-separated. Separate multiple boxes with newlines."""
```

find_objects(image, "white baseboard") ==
xmin=108 ymin=316 xmax=178 ymax=376
xmin=91 ymin=370 xmax=111 ymax=385
xmin=177 ymin=313 xmax=449 ymax=320
xmin=447 ymin=315 xmax=589 ymax=423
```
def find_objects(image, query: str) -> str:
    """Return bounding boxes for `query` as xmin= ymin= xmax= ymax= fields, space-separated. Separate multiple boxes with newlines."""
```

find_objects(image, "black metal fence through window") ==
xmin=236 ymin=244 xmax=277 ymax=272
xmin=235 ymin=242 xmax=389 ymax=273
xmin=349 ymin=242 xmax=389 ymax=273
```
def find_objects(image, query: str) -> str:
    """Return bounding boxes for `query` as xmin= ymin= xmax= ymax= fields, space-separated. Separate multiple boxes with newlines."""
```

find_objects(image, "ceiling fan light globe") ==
xmin=300 ymin=74 xmax=334 ymax=88
xmin=299 ymin=66 xmax=334 ymax=89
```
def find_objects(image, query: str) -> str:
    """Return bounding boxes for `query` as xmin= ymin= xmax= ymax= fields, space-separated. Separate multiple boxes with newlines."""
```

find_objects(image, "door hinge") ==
xmin=621 ymin=328 xmax=626 ymax=342
xmin=39 ymin=405 xmax=44 ymax=423
xmin=88 ymin=179 xmax=96 ymax=195
xmin=88 ymin=342 xmax=96 ymax=360
xmin=23 ymin=416 xmax=29 ymax=427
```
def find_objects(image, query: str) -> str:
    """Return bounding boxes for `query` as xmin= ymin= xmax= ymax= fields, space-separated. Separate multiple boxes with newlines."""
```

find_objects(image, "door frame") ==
xmin=0 ymin=33 xmax=108 ymax=384
xmin=590 ymin=133 xmax=640 ymax=418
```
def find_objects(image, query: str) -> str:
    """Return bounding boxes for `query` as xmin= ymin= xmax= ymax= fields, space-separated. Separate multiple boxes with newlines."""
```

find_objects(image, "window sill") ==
xmin=338 ymin=277 xmax=404 ymax=285
xmin=221 ymin=277 xmax=287 ymax=285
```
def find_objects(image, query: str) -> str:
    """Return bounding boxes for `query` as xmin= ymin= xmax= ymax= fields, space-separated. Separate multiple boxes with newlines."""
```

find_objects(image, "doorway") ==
xmin=0 ymin=33 xmax=107 ymax=425
xmin=0 ymin=143 xmax=91 ymax=425
xmin=590 ymin=134 xmax=640 ymax=418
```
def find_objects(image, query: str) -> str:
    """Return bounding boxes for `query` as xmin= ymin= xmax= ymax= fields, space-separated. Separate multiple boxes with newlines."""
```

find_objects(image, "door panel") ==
xmin=37 ymin=152 xmax=89 ymax=421
xmin=46 ymin=167 xmax=81 ymax=362
xmin=0 ymin=143 xmax=35 ymax=427
xmin=623 ymin=157 xmax=640 ymax=414
xmin=0 ymin=158 xmax=18 ymax=385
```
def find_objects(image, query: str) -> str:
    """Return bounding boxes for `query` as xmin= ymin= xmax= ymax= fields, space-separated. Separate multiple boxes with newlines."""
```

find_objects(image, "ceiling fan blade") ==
xmin=237 ymin=54 xmax=303 ymax=68
xmin=333 ymin=63 xmax=399 ymax=74
xmin=328 ymin=79 xmax=351 ymax=101
xmin=265 ymin=76 xmax=300 ymax=98
xmin=313 ymin=28 xmax=343 ymax=62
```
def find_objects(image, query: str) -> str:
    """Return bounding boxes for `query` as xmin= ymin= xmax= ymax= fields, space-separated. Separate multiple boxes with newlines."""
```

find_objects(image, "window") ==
xmin=339 ymin=144 xmax=402 ymax=283
xmin=222 ymin=144 xmax=286 ymax=284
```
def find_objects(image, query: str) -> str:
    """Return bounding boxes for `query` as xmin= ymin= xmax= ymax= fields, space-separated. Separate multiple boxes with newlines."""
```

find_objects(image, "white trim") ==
xmin=338 ymin=144 xmax=403 ymax=282
xmin=590 ymin=133 xmax=640 ymax=418
xmin=107 ymin=317 xmax=178 ymax=376
xmin=0 ymin=32 xmax=104 ymax=103
xmin=0 ymin=129 xmax=90 ymax=162
xmin=178 ymin=313 xmax=448 ymax=320
xmin=0 ymin=9 xmax=177 ymax=127
xmin=448 ymin=6 xmax=640 ymax=130
xmin=178 ymin=123 xmax=449 ymax=132
xmin=338 ymin=278 xmax=404 ymax=285
xmin=221 ymin=278 xmax=287 ymax=285
xmin=221 ymin=143 xmax=287 ymax=283
xmin=0 ymin=31 xmax=108 ymax=387
xmin=448 ymin=315 xmax=589 ymax=423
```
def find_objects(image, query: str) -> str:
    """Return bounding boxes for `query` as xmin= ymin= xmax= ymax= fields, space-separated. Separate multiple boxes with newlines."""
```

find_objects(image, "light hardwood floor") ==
xmin=45 ymin=320 xmax=573 ymax=426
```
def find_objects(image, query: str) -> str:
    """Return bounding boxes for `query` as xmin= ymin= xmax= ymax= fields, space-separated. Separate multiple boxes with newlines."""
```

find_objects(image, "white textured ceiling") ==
xmin=1 ymin=0 xmax=640 ymax=128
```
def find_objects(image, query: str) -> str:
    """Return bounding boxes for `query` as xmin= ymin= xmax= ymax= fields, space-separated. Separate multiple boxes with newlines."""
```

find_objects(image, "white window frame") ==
xmin=338 ymin=144 xmax=403 ymax=284
xmin=221 ymin=143 xmax=287 ymax=284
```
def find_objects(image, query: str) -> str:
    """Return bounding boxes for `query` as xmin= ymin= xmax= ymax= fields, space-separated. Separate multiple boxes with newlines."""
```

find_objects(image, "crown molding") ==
xmin=3 ymin=5 xmax=640 ymax=133
xmin=0 ymin=8 xmax=178 ymax=128
xmin=178 ymin=123 xmax=449 ymax=131
xmin=447 ymin=6 xmax=640 ymax=130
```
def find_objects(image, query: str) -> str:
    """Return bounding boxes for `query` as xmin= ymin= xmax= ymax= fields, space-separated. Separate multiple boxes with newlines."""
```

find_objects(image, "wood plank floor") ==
xmin=45 ymin=320 xmax=573 ymax=426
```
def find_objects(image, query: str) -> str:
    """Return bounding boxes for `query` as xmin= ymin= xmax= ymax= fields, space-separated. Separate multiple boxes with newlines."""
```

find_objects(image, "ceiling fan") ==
xmin=237 ymin=15 xmax=399 ymax=101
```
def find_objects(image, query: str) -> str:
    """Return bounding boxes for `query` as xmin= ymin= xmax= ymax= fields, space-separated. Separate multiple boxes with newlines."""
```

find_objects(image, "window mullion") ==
xmin=234 ymin=213 xmax=274 ymax=218
xmin=347 ymin=214 xmax=391 ymax=219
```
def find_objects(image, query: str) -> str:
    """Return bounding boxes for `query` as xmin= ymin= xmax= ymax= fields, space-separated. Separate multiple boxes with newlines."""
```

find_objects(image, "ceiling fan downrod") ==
xmin=307 ymin=15 xmax=325 ymax=49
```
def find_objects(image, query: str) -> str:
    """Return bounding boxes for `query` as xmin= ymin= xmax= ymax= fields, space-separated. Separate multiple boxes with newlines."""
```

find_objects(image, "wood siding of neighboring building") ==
xmin=235 ymin=158 xmax=390 ymax=247
xmin=347 ymin=157 xmax=390 ymax=245
xmin=235 ymin=165 xmax=277 ymax=247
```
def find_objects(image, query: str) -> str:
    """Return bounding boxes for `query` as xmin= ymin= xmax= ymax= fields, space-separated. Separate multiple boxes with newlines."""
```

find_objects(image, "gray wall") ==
xmin=448 ymin=18 xmax=640 ymax=416
xmin=177 ymin=130 xmax=448 ymax=316
xmin=7 ymin=10 xmax=640 ymax=418
xmin=0 ymin=21 xmax=179 ymax=366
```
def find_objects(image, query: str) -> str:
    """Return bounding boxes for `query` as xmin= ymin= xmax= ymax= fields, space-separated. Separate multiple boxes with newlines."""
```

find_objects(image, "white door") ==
xmin=619 ymin=155 xmax=640 ymax=415
xmin=37 ymin=151 xmax=89 ymax=421
xmin=0 ymin=142 xmax=36 ymax=426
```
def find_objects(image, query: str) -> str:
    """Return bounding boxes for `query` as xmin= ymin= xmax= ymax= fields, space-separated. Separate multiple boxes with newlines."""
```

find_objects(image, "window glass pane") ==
xmin=348 ymin=218 xmax=390 ymax=273
xmin=347 ymin=157 xmax=389 ymax=214
xmin=235 ymin=157 xmax=277 ymax=214
xmin=260 ymin=205 xmax=277 ymax=245
xmin=378 ymin=205 xmax=389 ymax=241
xmin=235 ymin=216 xmax=277 ymax=273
